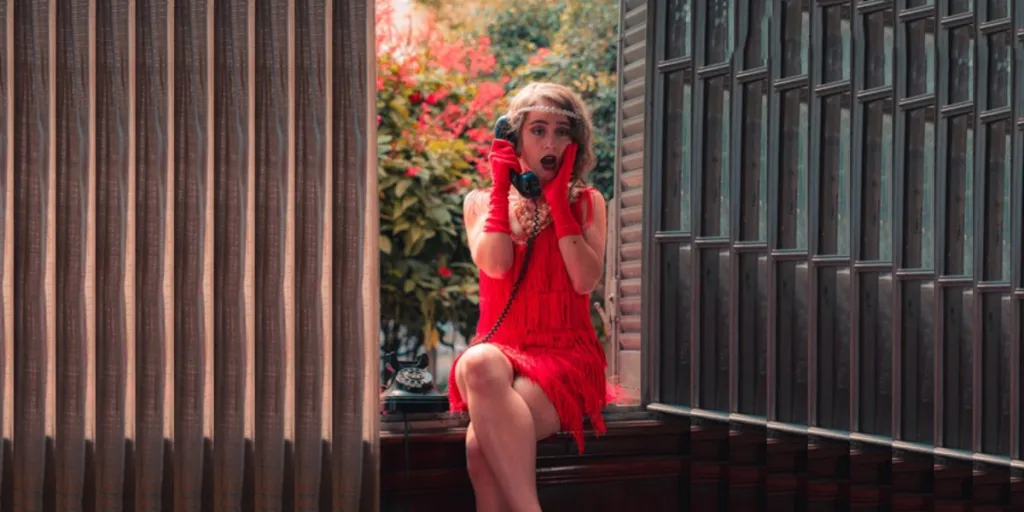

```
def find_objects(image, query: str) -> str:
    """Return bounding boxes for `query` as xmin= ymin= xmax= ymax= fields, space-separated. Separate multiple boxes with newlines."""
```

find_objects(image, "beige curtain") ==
xmin=0 ymin=0 xmax=378 ymax=510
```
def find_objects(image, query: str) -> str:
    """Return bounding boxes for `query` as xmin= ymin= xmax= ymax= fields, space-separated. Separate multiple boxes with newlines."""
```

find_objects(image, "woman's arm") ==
xmin=556 ymin=189 xmax=607 ymax=295
xmin=464 ymin=189 xmax=515 ymax=278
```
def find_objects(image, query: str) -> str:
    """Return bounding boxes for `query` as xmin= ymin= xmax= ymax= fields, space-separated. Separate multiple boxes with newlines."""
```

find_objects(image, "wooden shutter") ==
xmin=608 ymin=0 xmax=647 ymax=401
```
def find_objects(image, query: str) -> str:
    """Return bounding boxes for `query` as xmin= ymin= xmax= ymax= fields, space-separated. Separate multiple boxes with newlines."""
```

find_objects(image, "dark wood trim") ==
xmin=639 ymin=0 xmax=663 ymax=407
xmin=381 ymin=413 xmax=1020 ymax=510
xmin=380 ymin=415 xmax=689 ymax=511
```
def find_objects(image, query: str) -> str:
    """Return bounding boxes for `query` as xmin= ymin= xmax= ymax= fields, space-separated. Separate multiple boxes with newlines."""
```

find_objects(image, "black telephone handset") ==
xmin=494 ymin=116 xmax=542 ymax=199
xmin=475 ymin=116 xmax=542 ymax=344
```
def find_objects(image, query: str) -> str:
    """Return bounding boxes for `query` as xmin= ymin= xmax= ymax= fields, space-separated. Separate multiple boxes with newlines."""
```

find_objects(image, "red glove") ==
xmin=483 ymin=139 xmax=518 ymax=234
xmin=543 ymin=143 xmax=582 ymax=239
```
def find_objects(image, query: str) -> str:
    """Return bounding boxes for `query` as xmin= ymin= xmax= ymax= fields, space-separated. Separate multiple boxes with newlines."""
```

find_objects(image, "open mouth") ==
xmin=540 ymin=155 xmax=558 ymax=170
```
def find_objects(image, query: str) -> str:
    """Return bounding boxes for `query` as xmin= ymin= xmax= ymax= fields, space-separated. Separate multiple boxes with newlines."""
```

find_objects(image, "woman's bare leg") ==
xmin=512 ymin=377 xmax=562 ymax=441
xmin=466 ymin=423 xmax=509 ymax=512
xmin=456 ymin=344 xmax=542 ymax=512
xmin=464 ymin=378 xmax=561 ymax=512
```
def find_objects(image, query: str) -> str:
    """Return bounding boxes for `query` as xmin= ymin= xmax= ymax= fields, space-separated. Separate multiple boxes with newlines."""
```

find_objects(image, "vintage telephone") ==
xmin=380 ymin=351 xmax=448 ymax=414
xmin=379 ymin=117 xmax=542 ymax=415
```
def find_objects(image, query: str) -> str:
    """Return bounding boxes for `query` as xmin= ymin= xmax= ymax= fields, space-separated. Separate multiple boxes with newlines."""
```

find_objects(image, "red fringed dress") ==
xmin=448 ymin=185 xmax=615 ymax=454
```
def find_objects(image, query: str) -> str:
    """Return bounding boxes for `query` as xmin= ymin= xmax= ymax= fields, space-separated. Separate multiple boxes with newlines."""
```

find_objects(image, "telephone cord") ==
xmin=476 ymin=199 xmax=540 ymax=344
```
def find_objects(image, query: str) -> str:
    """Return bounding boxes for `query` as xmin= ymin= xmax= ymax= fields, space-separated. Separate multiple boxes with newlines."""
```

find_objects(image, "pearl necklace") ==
xmin=508 ymin=183 xmax=585 ymax=244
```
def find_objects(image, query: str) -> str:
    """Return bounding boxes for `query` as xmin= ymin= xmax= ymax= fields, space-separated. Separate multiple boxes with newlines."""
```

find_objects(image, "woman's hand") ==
xmin=546 ymin=144 xmax=606 ymax=295
xmin=487 ymin=140 xmax=518 ymax=197
xmin=544 ymin=143 xmax=581 ymax=239
xmin=465 ymin=139 xmax=519 ymax=278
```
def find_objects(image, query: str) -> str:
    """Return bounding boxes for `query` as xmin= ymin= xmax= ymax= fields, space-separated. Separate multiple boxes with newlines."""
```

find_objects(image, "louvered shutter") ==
xmin=607 ymin=0 xmax=646 ymax=401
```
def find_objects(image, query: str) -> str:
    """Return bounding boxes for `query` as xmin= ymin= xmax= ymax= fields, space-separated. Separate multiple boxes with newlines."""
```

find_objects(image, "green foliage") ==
xmin=486 ymin=4 xmax=565 ymax=71
xmin=376 ymin=3 xmax=508 ymax=352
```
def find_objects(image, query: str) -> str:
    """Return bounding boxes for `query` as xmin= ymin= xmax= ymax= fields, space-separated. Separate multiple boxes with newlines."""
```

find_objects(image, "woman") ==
xmin=447 ymin=82 xmax=614 ymax=512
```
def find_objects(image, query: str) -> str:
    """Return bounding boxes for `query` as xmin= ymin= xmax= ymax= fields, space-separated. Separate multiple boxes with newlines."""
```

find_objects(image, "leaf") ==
xmin=410 ymin=237 xmax=427 ymax=256
xmin=392 ymin=219 xmax=411 ymax=234
xmin=395 ymin=179 xmax=412 ymax=198
xmin=379 ymin=174 xmax=400 ymax=189
xmin=429 ymin=205 xmax=452 ymax=224
xmin=403 ymin=227 xmax=424 ymax=256
xmin=401 ymin=195 xmax=418 ymax=211
xmin=403 ymin=279 xmax=416 ymax=293
xmin=379 ymin=235 xmax=393 ymax=254
xmin=408 ymin=226 xmax=425 ymax=246
xmin=393 ymin=195 xmax=418 ymax=218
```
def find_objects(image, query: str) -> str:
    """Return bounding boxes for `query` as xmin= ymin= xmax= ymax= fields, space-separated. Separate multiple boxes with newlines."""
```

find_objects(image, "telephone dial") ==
xmin=380 ymin=351 xmax=448 ymax=414
xmin=379 ymin=116 xmax=543 ymax=415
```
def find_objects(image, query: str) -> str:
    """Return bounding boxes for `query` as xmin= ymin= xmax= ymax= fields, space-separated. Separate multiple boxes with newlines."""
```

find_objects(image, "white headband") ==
xmin=512 ymin=105 xmax=582 ymax=120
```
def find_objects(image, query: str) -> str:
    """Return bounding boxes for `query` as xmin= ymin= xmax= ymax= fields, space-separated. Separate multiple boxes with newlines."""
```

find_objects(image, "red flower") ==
xmin=528 ymin=47 xmax=552 ymax=66
xmin=438 ymin=265 xmax=452 ymax=278
xmin=405 ymin=166 xmax=421 ymax=177
xmin=409 ymin=91 xmax=423 ymax=105
xmin=425 ymin=89 xmax=447 ymax=105
xmin=459 ymin=177 xmax=471 ymax=188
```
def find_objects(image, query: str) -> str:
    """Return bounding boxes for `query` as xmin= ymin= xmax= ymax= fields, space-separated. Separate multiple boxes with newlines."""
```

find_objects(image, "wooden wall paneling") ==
xmin=293 ymin=0 xmax=328 ymax=509
xmin=932 ymin=457 xmax=973 ymax=506
xmin=0 ymin=0 xmax=377 ymax=509
xmin=55 ymin=0 xmax=91 ymax=509
xmin=1012 ymin=471 xmax=1024 ymax=509
xmin=806 ymin=436 xmax=850 ymax=511
xmin=13 ymin=0 xmax=55 ymax=509
xmin=687 ymin=419 xmax=729 ymax=511
xmin=848 ymin=441 xmax=891 ymax=510
xmin=135 ymin=0 xmax=173 ymax=509
xmin=212 ymin=0 xmax=250 ymax=509
xmin=333 ymin=0 xmax=371 ymax=508
xmin=728 ymin=423 xmax=766 ymax=511
xmin=254 ymin=0 xmax=291 ymax=507
xmin=95 ymin=0 xmax=132 ymax=507
xmin=765 ymin=430 xmax=807 ymax=511
xmin=172 ymin=0 xmax=212 ymax=507
xmin=890 ymin=449 xmax=932 ymax=510
xmin=0 ymin=0 xmax=9 ymax=500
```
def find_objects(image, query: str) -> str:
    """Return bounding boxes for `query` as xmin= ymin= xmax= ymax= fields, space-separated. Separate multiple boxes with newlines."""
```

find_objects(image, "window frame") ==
xmin=641 ymin=0 xmax=1024 ymax=465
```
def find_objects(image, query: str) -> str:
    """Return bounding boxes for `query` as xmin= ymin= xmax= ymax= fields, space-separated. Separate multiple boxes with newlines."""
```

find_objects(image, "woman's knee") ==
xmin=456 ymin=344 xmax=513 ymax=394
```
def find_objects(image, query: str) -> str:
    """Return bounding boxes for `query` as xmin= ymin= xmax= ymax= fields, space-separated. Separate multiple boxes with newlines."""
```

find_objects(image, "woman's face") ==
xmin=516 ymin=106 xmax=574 ymax=183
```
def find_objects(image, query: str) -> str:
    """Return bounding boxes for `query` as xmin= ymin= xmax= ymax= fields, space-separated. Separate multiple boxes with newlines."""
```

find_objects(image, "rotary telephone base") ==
xmin=380 ymin=351 xmax=450 ymax=415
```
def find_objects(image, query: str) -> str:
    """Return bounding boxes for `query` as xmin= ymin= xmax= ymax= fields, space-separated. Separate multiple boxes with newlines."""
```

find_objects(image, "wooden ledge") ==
xmin=381 ymin=410 xmax=1021 ymax=510
xmin=1011 ymin=475 xmax=1024 ymax=508
xmin=380 ymin=411 xmax=689 ymax=511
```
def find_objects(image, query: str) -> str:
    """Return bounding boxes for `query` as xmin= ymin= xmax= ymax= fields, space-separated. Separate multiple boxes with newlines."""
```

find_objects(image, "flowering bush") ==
xmin=376 ymin=0 xmax=507 ymax=353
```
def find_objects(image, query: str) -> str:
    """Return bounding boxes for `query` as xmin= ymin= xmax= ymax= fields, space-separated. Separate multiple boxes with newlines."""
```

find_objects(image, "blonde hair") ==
xmin=505 ymin=82 xmax=596 ymax=183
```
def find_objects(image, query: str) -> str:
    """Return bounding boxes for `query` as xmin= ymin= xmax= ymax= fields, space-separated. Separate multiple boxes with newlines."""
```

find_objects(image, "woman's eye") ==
xmin=531 ymin=128 xmax=545 ymax=136
xmin=556 ymin=129 xmax=570 ymax=137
